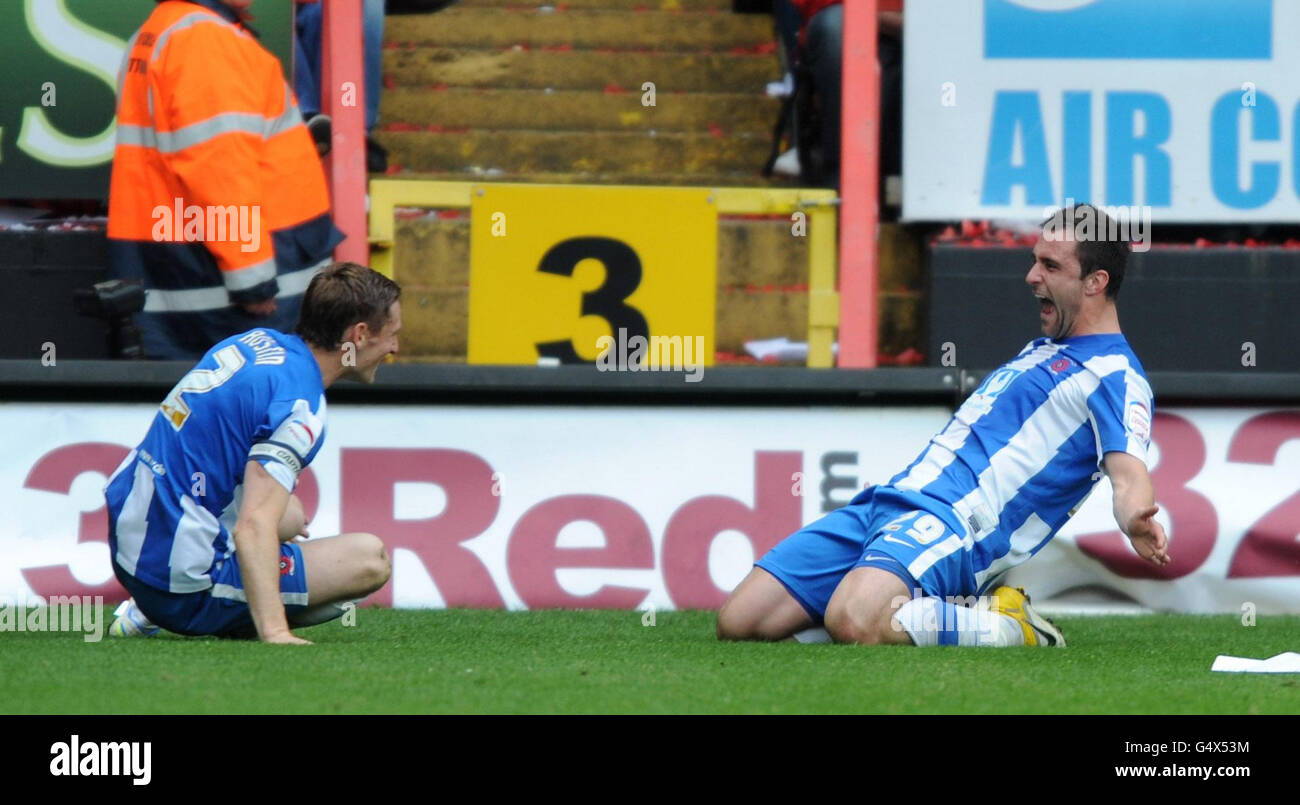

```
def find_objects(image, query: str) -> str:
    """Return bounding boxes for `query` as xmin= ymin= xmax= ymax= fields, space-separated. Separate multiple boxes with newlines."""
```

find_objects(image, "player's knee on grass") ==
xmin=717 ymin=567 xmax=815 ymax=641
xmin=354 ymin=532 xmax=392 ymax=595
xmin=824 ymin=598 xmax=905 ymax=645
xmin=716 ymin=594 xmax=800 ymax=641
xmin=823 ymin=567 xmax=913 ymax=645
xmin=717 ymin=599 xmax=764 ymax=641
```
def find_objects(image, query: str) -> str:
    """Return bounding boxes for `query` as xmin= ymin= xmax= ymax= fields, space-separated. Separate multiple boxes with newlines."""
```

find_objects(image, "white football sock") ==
xmin=793 ymin=626 xmax=831 ymax=644
xmin=894 ymin=597 xmax=1024 ymax=647
xmin=289 ymin=601 xmax=353 ymax=628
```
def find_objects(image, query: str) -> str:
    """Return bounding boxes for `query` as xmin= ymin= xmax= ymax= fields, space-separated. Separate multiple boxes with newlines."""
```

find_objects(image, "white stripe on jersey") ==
xmin=975 ymin=512 xmax=1052 ymax=591
xmin=951 ymin=364 xmax=1102 ymax=542
xmin=907 ymin=532 xmax=971 ymax=580
xmin=1123 ymin=366 xmax=1154 ymax=464
xmin=256 ymin=459 xmax=297 ymax=493
xmin=168 ymin=495 xmax=221 ymax=592
xmin=1086 ymin=407 xmax=1105 ymax=464
xmin=105 ymin=448 xmax=136 ymax=488
xmin=949 ymin=352 xmax=1147 ymax=586
xmin=895 ymin=342 xmax=1066 ymax=494
xmin=1081 ymin=353 xmax=1132 ymax=382
xmin=114 ymin=460 xmax=156 ymax=576
xmin=210 ymin=583 xmax=309 ymax=607
xmin=1083 ymin=353 xmax=1153 ymax=464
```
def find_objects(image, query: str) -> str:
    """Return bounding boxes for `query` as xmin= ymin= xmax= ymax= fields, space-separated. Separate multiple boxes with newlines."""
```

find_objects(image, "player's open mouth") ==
xmin=1035 ymin=294 xmax=1055 ymax=317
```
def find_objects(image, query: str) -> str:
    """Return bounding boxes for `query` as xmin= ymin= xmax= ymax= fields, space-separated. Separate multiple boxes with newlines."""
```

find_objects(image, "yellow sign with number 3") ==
xmin=468 ymin=185 xmax=717 ymax=366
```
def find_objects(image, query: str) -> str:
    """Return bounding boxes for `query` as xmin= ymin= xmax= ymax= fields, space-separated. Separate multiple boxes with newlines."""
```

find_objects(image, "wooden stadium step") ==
xmin=377 ymin=2 xmax=786 ymax=182
xmin=390 ymin=215 xmax=812 ymax=360
xmin=389 ymin=215 xmax=813 ymax=289
xmin=394 ymin=287 xmax=922 ymax=364
xmin=394 ymin=286 xmax=923 ymax=364
xmin=374 ymin=169 xmax=799 ymax=186
xmin=385 ymin=6 xmax=773 ymax=51
xmin=374 ymin=128 xmax=773 ymax=175
xmin=380 ymin=87 xmax=781 ymax=135
xmin=371 ymin=1 xmax=851 ymax=363
xmin=385 ymin=216 xmax=923 ymax=363
xmin=382 ymin=47 xmax=781 ymax=92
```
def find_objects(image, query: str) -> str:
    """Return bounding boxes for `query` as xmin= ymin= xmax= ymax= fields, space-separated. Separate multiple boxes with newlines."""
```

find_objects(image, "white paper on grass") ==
xmin=1210 ymin=652 xmax=1300 ymax=674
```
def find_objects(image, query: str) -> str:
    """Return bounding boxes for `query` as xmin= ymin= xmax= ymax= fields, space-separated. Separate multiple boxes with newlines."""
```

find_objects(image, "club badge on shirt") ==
xmin=1126 ymin=400 xmax=1152 ymax=443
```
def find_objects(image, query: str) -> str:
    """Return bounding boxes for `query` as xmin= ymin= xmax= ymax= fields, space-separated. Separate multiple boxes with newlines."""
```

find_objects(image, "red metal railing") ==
xmin=838 ymin=0 xmax=880 ymax=368
xmin=321 ymin=1 xmax=881 ymax=365
xmin=320 ymin=0 xmax=369 ymax=265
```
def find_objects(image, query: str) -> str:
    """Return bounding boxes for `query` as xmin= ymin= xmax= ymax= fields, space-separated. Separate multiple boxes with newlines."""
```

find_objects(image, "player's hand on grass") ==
xmin=261 ymin=629 xmax=312 ymax=645
xmin=1126 ymin=504 xmax=1170 ymax=567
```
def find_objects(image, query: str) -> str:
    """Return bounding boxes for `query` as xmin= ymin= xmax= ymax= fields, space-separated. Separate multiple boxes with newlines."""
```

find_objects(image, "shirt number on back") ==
xmin=160 ymin=345 xmax=246 ymax=431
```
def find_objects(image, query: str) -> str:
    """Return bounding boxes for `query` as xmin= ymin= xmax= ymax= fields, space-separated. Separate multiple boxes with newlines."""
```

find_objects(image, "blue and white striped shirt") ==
xmin=105 ymin=329 xmax=327 ymax=593
xmin=885 ymin=333 xmax=1153 ymax=592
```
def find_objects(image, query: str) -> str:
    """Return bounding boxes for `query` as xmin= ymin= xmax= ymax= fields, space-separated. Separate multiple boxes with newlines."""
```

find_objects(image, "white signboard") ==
xmin=3 ymin=403 xmax=1299 ymax=613
xmin=904 ymin=0 xmax=1300 ymax=222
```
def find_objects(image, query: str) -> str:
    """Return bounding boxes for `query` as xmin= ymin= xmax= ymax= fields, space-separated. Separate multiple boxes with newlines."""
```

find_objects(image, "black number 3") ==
xmin=534 ymin=237 xmax=650 ymax=363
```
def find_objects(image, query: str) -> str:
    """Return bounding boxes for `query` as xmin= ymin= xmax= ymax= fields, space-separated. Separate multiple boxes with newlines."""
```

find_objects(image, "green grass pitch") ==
xmin=2 ymin=610 xmax=1296 ymax=714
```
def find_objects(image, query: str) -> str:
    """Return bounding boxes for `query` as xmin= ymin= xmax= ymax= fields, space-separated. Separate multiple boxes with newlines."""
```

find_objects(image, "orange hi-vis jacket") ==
xmin=107 ymin=0 xmax=341 ymax=320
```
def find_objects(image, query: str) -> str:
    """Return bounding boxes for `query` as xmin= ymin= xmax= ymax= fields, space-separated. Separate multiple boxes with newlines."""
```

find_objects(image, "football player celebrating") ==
xmin=106 ymin=263 xmax=401 ymax=644
xmin=719 ymin=204 xmax=1168 ymax=647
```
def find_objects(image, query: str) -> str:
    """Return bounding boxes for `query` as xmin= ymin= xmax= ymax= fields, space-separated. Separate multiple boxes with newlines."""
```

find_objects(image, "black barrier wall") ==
xmin=929 ymin=244 xmax=1300 ymax=372
xmin=1 ymin=361 xmax=1297 ymax=408
xmin=0 ymin=231 xmax=111 ymax=360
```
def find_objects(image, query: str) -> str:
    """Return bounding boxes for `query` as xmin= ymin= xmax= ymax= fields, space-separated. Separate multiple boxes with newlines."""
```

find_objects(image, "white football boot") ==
xmin=109 ymin=598 xmax=161 ymax=638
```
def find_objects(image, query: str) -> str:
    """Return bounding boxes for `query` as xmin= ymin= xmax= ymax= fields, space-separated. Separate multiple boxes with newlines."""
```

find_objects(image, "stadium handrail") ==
xmin=839 ymin=0 xmax=880 ymax=369
xmin=1 ymin=361 xmax=1296 ymax=407
xmin=324 ymin=0 xmax=368 ymax=265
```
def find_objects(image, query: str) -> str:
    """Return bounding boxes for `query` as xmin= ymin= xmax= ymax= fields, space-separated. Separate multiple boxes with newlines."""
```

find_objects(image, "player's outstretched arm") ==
xmin=1103 ymin=451 xmax=1170 ymax=567
xmin=233 ymin=461 xmax=311 ymax=645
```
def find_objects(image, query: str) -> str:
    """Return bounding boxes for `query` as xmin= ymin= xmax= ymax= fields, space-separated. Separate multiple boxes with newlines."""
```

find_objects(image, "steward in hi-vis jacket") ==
xmin=108 ymin=0 xmax=344 ymax=359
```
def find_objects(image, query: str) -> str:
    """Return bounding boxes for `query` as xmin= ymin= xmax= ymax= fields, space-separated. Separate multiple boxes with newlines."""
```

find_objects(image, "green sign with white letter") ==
xmin=0 ymin=0 xmax=292 ymax=200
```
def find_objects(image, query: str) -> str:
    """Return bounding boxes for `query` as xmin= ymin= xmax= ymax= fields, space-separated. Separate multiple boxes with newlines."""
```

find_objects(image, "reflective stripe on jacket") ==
xmin=107 ymin=0 xmax=341 ymax=312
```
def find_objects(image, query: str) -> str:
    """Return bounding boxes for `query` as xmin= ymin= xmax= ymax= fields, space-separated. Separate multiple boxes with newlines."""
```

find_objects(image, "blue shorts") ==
xmin=755 ymin=486 xmax=975 ymax=622
xmin=112 ymin=542 xmax=311 ymax=637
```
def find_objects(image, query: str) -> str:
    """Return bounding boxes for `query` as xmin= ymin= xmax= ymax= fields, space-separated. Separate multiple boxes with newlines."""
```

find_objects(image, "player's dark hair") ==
xmin=295 ymin=262 xmax=402 ymax=350
xmin=1040 ymin=203 xmax=1130 ymax=299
